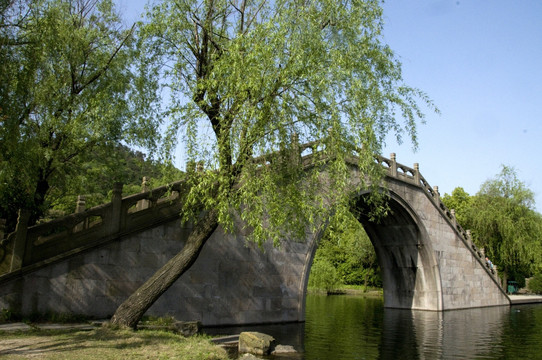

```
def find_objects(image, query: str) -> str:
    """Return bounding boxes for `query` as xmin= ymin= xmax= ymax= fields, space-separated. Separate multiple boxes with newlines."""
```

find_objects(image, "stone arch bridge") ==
xmin=0 ymin=143 xmax=509 ymax=326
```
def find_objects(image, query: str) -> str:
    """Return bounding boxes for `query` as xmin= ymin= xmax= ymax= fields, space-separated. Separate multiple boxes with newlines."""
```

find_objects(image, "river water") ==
xmin=205 ymin=294 xmax=542 ymax=359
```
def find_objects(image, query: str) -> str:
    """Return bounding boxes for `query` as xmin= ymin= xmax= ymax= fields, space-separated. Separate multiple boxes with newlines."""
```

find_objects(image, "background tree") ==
xmin=312 ymin=212 xmax=380 ymax=290
xmin=443 ymin=166 xmax=542 ymax=288
xmin=470 ymin=166 xmax=542 ymax=287
xmin=441 ymin=187 xmax=472 ymax=229
xmin=308 ymin=258 xmax=339 ymax=292
xmin=110 ymin=0 xmax=436 ymax=328
xmin=0 ymin=0 xmax=159 ymax=231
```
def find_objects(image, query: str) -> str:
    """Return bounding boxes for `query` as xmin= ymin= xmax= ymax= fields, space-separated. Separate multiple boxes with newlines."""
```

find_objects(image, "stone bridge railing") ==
xmin=0 ymin=179 xmax=188 ymax=276
xmin=373 ymin=152 xmax=499 ymax=280
xmin=0 ymin=140 xmax=498 ymax=284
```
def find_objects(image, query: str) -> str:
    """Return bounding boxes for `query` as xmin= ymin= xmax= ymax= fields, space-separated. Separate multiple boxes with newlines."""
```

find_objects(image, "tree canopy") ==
xmin=0 ymin=0 xmax=159 ymax=230
xmin=443 ymin=166 xmax=542 ymax=285
xmin=110 ymin=0 xmax=436 ymax=328
xmin=138 ymin=0 xmax=437 ymax=240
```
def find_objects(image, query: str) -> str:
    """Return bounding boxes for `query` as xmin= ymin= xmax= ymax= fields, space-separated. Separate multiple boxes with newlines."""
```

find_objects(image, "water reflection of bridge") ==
xmin=382 ymin=305 xmax=509 ymax=359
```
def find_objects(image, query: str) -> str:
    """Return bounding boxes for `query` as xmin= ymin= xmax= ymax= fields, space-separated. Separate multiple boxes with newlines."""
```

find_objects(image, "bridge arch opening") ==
xmin=303 ymin=191 xmax=443 ymax=313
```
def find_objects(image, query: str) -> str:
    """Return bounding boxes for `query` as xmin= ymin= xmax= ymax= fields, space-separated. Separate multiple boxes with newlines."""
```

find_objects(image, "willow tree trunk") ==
xmin=110 ymin=209 xmax=219 ymax=329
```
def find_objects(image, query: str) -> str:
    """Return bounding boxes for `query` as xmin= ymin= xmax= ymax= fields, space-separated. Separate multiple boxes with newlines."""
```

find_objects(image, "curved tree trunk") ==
xmin=110 ymin=209 xmax=219 ymax=329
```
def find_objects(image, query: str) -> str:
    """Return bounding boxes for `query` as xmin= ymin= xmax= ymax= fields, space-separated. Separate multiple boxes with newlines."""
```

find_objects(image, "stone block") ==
xmin=174 ymin=321 xmax=201 ymax=337
xmin=265 ymin=298 xmax=282 ymax=311
xmin=118 ymin=236 xmax=141 ymax=252
xmin=225 ymin=296 xmax=264 ymax=312
xmin=272 ymin=345 xmax=297 ymax=355
xmin=281 ymin=297 xmax=299 ymax=310
xmin=238 ymin=332 xmax=276 ymax=355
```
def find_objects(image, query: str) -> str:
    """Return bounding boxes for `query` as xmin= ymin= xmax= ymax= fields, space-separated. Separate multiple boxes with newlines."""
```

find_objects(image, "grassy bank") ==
xmin=0 ymin=327 xmax=229 ymax=359
xmin=308 ymin=284 xmax=383 ymax=296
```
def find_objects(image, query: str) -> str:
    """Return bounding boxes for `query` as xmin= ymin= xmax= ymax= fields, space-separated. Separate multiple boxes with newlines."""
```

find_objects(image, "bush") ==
xmin=308 ymin=259 xmax=338 ymax=291
xmin=528 ymin=274 xmax=542 ymax=294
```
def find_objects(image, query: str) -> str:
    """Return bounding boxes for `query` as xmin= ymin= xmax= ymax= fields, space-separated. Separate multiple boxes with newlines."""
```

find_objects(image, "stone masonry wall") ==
xmin=386 ymin=178 xmax=509 ymax=310
xmin=0 ymin=218 xmax=313 ymax=325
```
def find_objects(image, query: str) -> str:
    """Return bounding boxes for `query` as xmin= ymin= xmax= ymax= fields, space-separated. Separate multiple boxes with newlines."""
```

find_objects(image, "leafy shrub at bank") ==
xmin=528 ymin=274 xmax=542 ymax=295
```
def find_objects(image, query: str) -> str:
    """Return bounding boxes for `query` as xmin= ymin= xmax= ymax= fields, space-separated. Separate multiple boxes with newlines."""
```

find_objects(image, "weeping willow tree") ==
xmin=110 ymin=0 xmax=437 ymax=328
xmin=468 ymin=166 xmax=542 ymax=287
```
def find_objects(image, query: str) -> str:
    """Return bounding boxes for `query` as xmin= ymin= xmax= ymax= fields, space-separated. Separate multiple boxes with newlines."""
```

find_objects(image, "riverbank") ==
xmin=313 ymin=287 xmax=542 ymax=305
xmin=308 ymin=285 xmax=383 ymax=297
xmin=509 ymin=294 xmax=542 ymax=304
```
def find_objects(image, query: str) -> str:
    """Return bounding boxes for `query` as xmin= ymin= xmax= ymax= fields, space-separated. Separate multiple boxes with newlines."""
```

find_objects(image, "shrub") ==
xmin=528 ymin=274 xmax=542 ymax=294
xmin=308 ymin=259 xmax=339 ymax=292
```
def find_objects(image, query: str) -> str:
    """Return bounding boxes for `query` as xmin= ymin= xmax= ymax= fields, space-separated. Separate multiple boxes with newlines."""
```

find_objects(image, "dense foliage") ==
xmin=309 ymin=212 xmax=381 ymax=290
xmin=527 ymin=274 xmax=542 ymax=295
xmin=442 ymin=166 xmax=542 ymax=286
xmin=0 ymin=0 xmax=160 ymax=231
xmin=137 ymin=0 xmax=436 ymax=241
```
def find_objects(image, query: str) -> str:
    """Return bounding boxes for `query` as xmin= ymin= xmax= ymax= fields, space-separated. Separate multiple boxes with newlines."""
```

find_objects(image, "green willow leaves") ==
xmin=138 ymin=0 xmax=436 ymax=244
xmin=443 ymin=166 xmax=542 ymax=283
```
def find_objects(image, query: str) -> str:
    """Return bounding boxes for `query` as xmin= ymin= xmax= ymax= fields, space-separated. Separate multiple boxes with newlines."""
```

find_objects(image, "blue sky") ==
xmin=380 ymin=1 xmax=542 ymax=212
xmin=116 ymin=0 xmax=542 ymax=212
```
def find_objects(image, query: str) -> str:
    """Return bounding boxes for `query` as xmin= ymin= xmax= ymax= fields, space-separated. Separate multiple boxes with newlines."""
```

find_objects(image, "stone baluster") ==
xmin=433 ymin=186 xmax=440 ymax=203
xmin=75 ymin=195 xmax=86 ymax=213
xmin=109 ymin=182 xmax=123 ymax=234
xmin=136 ymin=177 xmax=151 ymax=211
xmin=466 ymin=229 xmax=473 ymax=249
xmin=414 ymin=163 xmax=420 ymax=185
xmin=450 ymin=209 xmax=457 ymax=228
xmin=10 ymin=209 xmax=31 ymax=271
xmin=74 ymin=195 xmax=87 ymax=232
xmin=390 ymin=153 xmax=397 ymax=177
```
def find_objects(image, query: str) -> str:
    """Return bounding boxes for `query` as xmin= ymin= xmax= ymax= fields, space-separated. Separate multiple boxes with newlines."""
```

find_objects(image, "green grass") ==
xmin=0 ymin=328 xmax=229 ymax=359
xmin=340 ymin=284 xmax=382 ymax=292
xmin=308 ymin=284 xmax=383 ymax=295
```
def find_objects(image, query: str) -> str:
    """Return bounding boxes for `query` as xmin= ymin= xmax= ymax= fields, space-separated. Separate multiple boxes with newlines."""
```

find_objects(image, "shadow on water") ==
xmin=204 ymin=294 xmax=542 ymax=359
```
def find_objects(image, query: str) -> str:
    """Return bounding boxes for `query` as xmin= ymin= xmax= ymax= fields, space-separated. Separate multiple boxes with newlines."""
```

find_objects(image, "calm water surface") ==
xmin=205 ymin=294 xmax=542 ymax=359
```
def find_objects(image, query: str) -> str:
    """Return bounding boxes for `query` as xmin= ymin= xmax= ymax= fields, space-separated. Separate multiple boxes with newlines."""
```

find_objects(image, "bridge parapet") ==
xmin=273 ymin=138 xmax=485 ymax=261
xmin=0 ymin=179 xmax=188 ymax=276
xmin=372 ymin=152 xmax=473 ymax=242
